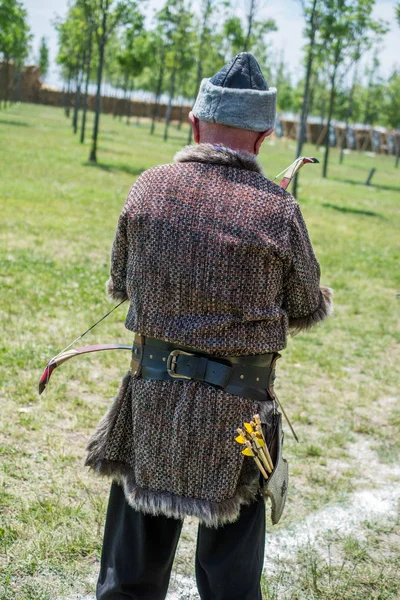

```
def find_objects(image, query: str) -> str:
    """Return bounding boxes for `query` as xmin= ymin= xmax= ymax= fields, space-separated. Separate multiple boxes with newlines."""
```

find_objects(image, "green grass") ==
xmin=0 ymin=103 xmax=399 ymax=599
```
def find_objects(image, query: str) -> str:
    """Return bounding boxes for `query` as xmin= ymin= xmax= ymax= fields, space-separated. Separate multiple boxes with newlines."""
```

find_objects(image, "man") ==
xmin=85 ymin=52 xmax=333 ymax=600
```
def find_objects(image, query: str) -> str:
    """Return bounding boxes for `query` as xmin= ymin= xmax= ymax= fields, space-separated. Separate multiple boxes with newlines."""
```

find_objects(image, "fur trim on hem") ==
xmin=289 ymin=286 xmax=333 ymax=333
xmin=85 ymin=372 xmax=131 ymax=467
xmin=174 ymin=143 xmax=264 ymax=175
xmin=85 ymin=457 xmax=260 ymax=528
xmin=106 ymin=277 xmax=128 ymax=302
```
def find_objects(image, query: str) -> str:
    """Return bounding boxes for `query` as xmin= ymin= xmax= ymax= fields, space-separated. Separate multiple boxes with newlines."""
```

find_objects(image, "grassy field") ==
xmin=0 ymin=103 xmax=399 ymax=600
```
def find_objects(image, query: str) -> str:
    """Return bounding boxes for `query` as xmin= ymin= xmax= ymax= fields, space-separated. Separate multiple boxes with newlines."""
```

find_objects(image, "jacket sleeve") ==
xmin=283 ymin=202 xmax=333 ymax=332
xmin=106 ymin=206 xmax=129 ymax=302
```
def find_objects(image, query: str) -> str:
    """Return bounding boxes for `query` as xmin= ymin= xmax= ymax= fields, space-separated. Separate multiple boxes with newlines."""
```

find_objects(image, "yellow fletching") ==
xmin=242 ymin=447 xmax=254 ymax=457
xmin=244 ymin=422 xmax=253 ymax=434
xmin=235 ymin=435 xmax=246 ymax=444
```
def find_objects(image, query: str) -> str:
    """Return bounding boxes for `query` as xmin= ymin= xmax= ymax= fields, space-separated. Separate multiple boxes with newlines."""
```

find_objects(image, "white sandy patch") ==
xmin=166 ymin=574 xmax=200 ymax=600
xmin=264 ymin=484 xmax=400 ymax=573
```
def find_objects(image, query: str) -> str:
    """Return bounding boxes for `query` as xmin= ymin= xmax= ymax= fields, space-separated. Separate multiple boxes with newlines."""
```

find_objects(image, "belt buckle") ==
xmin=167 ymin=349 xmax=194 ymax=379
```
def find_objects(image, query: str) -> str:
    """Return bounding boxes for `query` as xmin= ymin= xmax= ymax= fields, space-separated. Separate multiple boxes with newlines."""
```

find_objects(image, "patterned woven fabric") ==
xmin=102 ymin=376 xmax=259 ymax=503
xmin=85 ymin=144 xmax=333 ymax=526
xmin=106 ymin=144 xmax=332 ymax=354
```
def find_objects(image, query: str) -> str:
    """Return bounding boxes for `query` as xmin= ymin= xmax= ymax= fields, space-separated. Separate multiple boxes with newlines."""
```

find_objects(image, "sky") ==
xmin=26 ymin=0 xmax=399 ymax=90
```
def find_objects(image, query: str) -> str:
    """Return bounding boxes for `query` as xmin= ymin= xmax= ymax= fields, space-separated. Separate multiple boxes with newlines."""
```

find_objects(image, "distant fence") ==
xmin=39 ymin=87 xmax=188 ymax=122
xmin=275 ymin=115 xmax=400 ymax=156
xmin=1 ymin=61 xmax=399 ymax=156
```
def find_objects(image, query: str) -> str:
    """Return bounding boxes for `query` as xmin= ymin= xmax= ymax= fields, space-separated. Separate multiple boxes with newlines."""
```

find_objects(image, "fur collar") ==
xmin=174 ymin=143 xmax=264 ymax=175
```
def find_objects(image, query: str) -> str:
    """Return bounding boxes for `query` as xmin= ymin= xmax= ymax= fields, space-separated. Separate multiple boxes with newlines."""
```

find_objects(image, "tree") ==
xmin=116 ymin=8 xmax=146 ymax=124
xmin=0 ymin=0 xmax=31 ymax=106
xmin=188 ymin=0 xmax=213 ymax=141
xmin=55 ymin=3 xmax=88 ymax=120
xmin=275 ymin=53 xmax=295 ymax=112
xmin=155 ymin=0 xmax=196 ymax=142
xmin=361 ymin=51 xmax=384 ymax=126
xmin=394 ymin=4 xmax=400 ymax=166
xmin=292 ymin=0 xmax=320 ymax=198
xmin=243 ymin=0 xmax=276 ymax=51
xmin=317 ymin=0 xmax=387 ymax=178
xmin=145 ymin=26 xmax=168 ymax=135
xmin=89 ymin=0 xmax=141 ymax=163
xmin=38 ymin=36 xmax=49 ymax=80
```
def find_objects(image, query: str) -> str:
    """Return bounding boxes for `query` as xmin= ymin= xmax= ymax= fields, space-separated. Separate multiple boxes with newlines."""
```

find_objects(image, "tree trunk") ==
xmin=16 ymin=69 xmax=22 ymax=102
xmin=65 ymin=73 xmax=72 ymax=118
xmin=89 ymin=13 xmax=107 ymax=163
xmin=339 ymin=60 xmax=358 ymax=164
xmin=150 ymin=55 xmax=165 ymax=136
xmin=3 ymin=59 xmax=10 ymax=108
xmin=244 ymin=0 xmax=256 ymax=51
xmin=73 ymin=61 xmax=85 ymax=135
xmin=322 ymin=68 xmax=338 ymax=179
xmin=80 ymin=29 xmax=93 ymax=144
xmin=164 ymin=66 xmax=177 ymax=142
xmin=396 ymin=135 xmax=400 ymax=168
xmin=292 ymin=0 xmax=318 ymax=198
xmin=177 ymin=102 xmax=184 ymax=130
xmin=317 ymin=98 xmax=326 ymax=148
xmin=121 ymin=74 xmax=129 ymax=122
xmin=126 ymin=81 xmax=133 ymax=125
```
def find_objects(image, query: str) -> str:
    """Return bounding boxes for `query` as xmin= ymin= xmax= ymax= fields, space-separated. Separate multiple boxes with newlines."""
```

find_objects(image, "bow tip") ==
xmin=38 ymin=382 xmax=46 ymax=395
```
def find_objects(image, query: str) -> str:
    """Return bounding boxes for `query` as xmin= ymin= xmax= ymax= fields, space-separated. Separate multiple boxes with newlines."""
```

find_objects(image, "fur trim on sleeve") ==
xmin=289 ymin=286 xmax=333 ymax=333
xmin=106 ymin=278 xmax=128 ymax=302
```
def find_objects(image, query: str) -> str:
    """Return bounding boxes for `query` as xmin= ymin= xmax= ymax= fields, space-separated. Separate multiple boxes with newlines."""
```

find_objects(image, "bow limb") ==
xmin=38 ymin=344 xmax=132 ymax=394
xmin=277 ymin=156 xmax=319 ymax=190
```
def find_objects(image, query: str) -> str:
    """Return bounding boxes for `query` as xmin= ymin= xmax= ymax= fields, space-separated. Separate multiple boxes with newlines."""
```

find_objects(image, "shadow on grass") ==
xmin=322 ymin=202 xmax=384 ymax=219
xmin=0 ymin=118 xmax=30 ymax=127
xmin=331 ymin=177 xmax=400 ymax=194
xmin=101 ymin=147 xmax=132 ymax=157
xmin=83 ymin=161 xmax=145 ymax=177
xmin=151 ymin=131 xmax=189 ymax=142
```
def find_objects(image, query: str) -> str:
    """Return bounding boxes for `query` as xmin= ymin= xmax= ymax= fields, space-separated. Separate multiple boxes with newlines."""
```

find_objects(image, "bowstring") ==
xmin=52 ymin=299 xmax=127 ymax=361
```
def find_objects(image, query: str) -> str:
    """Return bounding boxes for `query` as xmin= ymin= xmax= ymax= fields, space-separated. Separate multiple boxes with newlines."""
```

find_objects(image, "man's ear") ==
xmin=254 ymin=128 xmax=274 ymax=155
xmin=189 ymin=111 xmax=200 ymax=144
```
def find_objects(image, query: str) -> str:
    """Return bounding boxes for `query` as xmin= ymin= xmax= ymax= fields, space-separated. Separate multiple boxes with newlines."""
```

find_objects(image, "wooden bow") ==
xmin=276 ymin=156 xmax=319 ymax=190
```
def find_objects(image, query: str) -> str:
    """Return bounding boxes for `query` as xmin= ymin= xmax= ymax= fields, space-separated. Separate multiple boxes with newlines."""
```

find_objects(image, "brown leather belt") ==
xmin=131 ymin=334 xmax=280 ymax=403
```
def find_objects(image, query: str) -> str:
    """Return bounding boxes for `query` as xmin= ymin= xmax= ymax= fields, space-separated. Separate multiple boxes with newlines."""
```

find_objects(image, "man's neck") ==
xmin=199 ymin=136 xmax=256 ymax=156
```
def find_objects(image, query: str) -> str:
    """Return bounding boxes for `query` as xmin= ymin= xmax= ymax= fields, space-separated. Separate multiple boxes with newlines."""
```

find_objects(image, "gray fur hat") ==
xmin=192 ymin=52 xmax=276 ymax=132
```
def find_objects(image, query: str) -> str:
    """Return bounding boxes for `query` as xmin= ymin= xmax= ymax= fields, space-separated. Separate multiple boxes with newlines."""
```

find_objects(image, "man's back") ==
xmin=108 ymin=144 xmax=324 ymax=356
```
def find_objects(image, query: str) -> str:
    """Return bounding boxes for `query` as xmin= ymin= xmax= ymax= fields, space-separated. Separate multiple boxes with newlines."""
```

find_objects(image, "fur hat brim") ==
xmin=192 ymin=78 xmax=277 ymax=132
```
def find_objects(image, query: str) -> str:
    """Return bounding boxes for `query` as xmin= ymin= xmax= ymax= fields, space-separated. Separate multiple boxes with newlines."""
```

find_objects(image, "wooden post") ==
xmin=365 ymin=168 xmax=376 ymax=186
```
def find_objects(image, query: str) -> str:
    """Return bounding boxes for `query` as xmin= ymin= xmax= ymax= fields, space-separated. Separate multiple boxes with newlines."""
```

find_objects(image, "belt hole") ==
xmin=240 ymin=374 xmax=244 ymax=380
xmin=256 ymin=377 xmax=260 ymax=382
xmin=162 ymin=357 xmax=166 ymax=362
xmin=149 ymin=354 xmax=153 ymax=359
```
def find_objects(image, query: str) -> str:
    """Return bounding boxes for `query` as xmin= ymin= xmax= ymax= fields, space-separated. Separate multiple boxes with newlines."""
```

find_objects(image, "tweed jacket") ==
xmin=85 ymin=144 xmax=333 ymax=527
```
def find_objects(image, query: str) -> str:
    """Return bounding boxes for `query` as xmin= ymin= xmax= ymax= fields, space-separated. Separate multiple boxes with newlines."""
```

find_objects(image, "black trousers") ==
xmin=97 ymin=482 xmax=266 ymax=600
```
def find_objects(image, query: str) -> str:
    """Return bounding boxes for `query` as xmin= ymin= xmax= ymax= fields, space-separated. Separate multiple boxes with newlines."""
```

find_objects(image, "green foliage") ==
xmin=384 ymin=69 xmax=400 ymax=129
xmin=0 ymin=0 xmax=31 ymax=64
xmin=38 ymin=36 xmax=49 ymax=80
xmin=55 ymin=2 xmax=90 ymax=78
xmin=115 ymin=7 xmax=146 ymax=89
xmin=275 ymin=53 xmax=296 ymax=112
